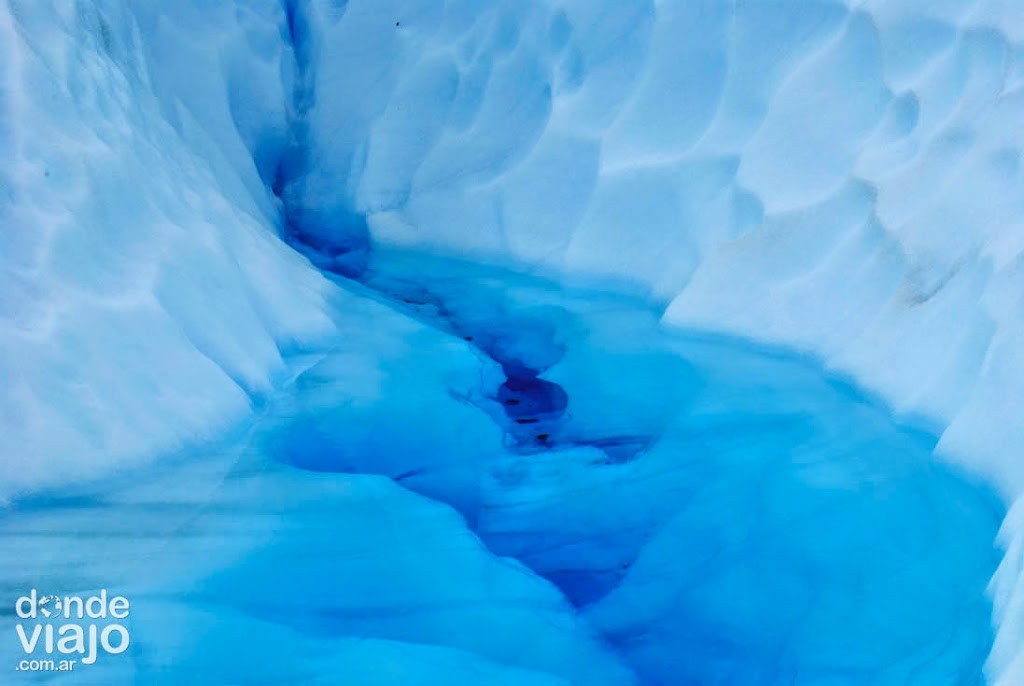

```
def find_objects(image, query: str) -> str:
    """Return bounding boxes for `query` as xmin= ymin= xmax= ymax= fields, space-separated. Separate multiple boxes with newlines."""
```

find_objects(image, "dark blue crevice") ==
xmin=273 ymin=0 xmax=370 ymax=278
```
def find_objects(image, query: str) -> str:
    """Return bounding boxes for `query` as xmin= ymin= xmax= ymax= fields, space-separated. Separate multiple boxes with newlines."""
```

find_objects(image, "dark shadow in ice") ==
xmin=498 ymin=376 xmax=568 ymax=423
xmin=270 ymin=0 xmax=371 ymax=278
xmin=0 ymin=252 xmax=1005 ymax=686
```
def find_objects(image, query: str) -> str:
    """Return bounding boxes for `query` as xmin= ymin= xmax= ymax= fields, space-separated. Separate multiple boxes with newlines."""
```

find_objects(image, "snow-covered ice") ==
xmin=2 ymin=0 xmax=1024 ymax=682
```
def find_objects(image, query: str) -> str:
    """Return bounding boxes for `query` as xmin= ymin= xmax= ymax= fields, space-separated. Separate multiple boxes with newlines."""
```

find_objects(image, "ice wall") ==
xmin=0 ymin=0 xmax=335 ymax=498
xmin=295 ymin=0 xmax=1024 ymax=491
xmin=287 ymin=1 xmax=1024 ymax=681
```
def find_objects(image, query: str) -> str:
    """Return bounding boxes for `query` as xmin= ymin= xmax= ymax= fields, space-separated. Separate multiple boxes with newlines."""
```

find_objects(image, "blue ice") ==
xmin=0 ymin=254 xmax=1001 ymax=685
xmin=0 ymin=0 xmax=1014 ymax=681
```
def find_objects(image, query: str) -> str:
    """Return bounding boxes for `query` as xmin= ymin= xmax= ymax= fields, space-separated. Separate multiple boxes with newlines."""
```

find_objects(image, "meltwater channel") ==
xmin=0 ymin=253 xmax=1002 ymax=685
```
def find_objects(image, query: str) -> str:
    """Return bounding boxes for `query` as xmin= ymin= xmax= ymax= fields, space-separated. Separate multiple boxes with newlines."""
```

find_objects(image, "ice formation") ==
xmin=2 ymin=0 xmax=1023 ymax=683
xmin=0 ymin=0 xmax=337 ymax=496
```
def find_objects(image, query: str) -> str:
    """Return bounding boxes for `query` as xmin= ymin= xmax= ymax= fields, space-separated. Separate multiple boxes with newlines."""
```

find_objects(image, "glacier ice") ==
xmin=0 ymin=450 xmax=633 ymax=684
xmin=292 ymin=0 xmax=1024 ymax=500
xmin=0 ymin=256 xmax=1004 ymax=683
xmin=2 ymin=0 xmax=1024 ymax=683
xmin=0 ymin=0 xmax=336 ymax=498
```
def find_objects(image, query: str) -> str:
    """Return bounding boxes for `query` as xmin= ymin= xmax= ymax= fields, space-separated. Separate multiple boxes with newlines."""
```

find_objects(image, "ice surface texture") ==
xmin=1 ymin=0 xmax=1023 ymax=682
xmin=0 ymin=0 xmax=336 ymax=497
xmin=293 ymin=0 xmax=1024 ymax=499
xmin=287 ymin=3 xmax=1024 ymax=679
xmin=0 ymin=260 xmax=1004 ymax=683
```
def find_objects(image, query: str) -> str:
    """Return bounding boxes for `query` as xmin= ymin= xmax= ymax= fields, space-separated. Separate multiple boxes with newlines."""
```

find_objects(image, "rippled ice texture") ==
xmin=2 ymin=0 xmax=1022 ymax=682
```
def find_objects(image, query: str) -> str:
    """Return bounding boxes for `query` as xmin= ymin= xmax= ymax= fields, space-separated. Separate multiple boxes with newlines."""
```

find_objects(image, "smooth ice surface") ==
xmin=2 ymin=0 xmax=1023 ymax=682
xmin=0 ymin=464 xmax=632 ymax=685
xmin=0 ymin=257 xmax=1004 ymax=684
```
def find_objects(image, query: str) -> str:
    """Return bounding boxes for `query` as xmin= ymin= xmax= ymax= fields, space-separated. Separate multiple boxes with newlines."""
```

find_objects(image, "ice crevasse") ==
xmin=2 ymin=0 xmax=1024 ymax=683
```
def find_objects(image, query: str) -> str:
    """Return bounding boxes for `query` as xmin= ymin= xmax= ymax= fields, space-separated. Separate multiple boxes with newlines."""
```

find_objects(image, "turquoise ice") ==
xmin=1 ymin=0 xmax=1022 ymax=683
xmin=0 ymin=254 xmax=1003 ymax=684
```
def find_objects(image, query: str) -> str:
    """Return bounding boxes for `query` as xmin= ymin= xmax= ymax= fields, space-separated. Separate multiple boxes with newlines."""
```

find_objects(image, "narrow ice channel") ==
xmin=0 ymin=253 xmax=1001 ymax=685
